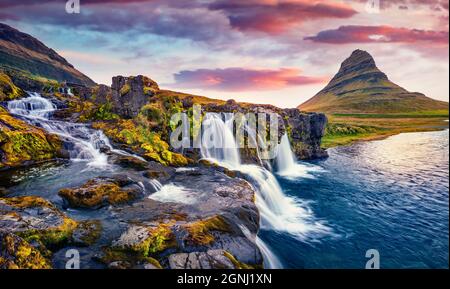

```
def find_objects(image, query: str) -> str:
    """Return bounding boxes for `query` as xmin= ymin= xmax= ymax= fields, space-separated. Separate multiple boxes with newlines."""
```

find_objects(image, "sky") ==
xmin=1 ymin=0 xmax=449 ymax=108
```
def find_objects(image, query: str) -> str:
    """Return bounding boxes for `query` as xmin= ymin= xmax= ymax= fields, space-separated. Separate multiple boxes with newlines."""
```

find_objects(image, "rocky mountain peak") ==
xmin=339 ymin=49 xmax=378 ymax=74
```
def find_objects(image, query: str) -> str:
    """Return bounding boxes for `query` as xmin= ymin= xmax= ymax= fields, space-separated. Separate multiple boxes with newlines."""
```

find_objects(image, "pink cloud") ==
xmin=209 ymin=0 xmax=357 ymax=34
xmin=305 ymin=25 xmax=449 ymax=45
xmin=173 ymin=67 xmax=327 ymax=91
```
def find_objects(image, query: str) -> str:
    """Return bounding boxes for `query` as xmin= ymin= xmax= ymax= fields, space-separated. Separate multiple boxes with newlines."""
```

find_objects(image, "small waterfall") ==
xmin=276 ymin=133 xmax=324 ymax=180
xmin=201 ymin=114 xmax=240 ymax=168
xmin=276 ymin=134 xmax=297 ymax=172
xmin=199 ymin=114 xmax=331 ymax=268
xmin=7 ymin=93 xmax=111 ymax=168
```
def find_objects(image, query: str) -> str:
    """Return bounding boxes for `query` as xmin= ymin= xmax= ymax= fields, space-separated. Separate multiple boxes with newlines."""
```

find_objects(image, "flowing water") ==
xmin=269 ymin=129 xmax=449 ymax=268
xmin=200 ymin=113 xmax=332 ymax=268
xmin=3 ymin=94 xmax=448 ymax=269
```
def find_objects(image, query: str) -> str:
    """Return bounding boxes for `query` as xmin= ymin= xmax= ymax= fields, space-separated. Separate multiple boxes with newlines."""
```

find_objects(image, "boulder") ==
xmin=0 ymin=196 xmax=78 ymax=249
xmin=58 ymin=176 xmax=144 ymax=209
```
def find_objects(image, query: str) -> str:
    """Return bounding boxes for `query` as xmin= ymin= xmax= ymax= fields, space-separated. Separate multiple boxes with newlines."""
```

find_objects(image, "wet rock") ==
xmin=72 ymin=220 xmax=102 ymax=246
xmin=107 ymin=167 xmax=263 ymax=269
xmin=0 ymin=196 xmax=78 ymax=250
xmin=58 ymin=177 xmax=144 ymax=209
xmin=0 ymin=231 xmax=52 ymax=269
xmin=108 ymin=154 xmax=149 ymax=171
xmin=168 ymin=250 xmax=235 ymax=269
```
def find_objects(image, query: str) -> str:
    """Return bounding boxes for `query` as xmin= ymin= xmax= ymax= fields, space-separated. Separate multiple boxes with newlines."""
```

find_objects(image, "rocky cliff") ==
xmin=299 ymin=49 xmax=449 ymax=113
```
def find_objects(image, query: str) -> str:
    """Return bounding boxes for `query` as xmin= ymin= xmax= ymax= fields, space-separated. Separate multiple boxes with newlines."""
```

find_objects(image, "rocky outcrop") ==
xmin=111 ymin=75 xmax=159 ymax=118
xmin=96 ymin=166 xmax=263 ymax=269
xmin=0 ymin=196 xmax=78 ymax=250
xmin=0 ymin=109 xmax=64 ymax=170
xmin=0 ymin=71 xmax=25 ymax=101
xmin=283 ymin=108 xmax=328 ymax=159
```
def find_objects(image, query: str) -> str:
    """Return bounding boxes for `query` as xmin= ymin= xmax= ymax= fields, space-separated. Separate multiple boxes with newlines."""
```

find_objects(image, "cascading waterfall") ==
xmin=276 ymin=134 xmax=324 ymax=180
xmin=8 ymin=93 xmax=112 ymax=168
xmin=200 ymin=113 xmax=331 ymax=268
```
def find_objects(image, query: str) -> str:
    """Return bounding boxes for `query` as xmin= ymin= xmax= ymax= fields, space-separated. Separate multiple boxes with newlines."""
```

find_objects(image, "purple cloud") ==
xmin=172 ymin=67 xmax=326 ymax=92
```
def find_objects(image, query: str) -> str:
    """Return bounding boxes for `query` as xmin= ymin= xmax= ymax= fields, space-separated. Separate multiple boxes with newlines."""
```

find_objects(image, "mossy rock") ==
xmin=0 ymin=231 xmax=52 ymax=269
xmin=72 ymin=220 xmax=102 ymax=246
xmin=112 ymin=223 xmax=177 ymax=257
xmin=96 ymin=247 xmax=163 ymax=269
xmin=223 ymin=251 xmax=261 ymax=269
xmin=0 ymin=72 xmax=25 ymax=101
xmin=0 ymin=112 xmax=63 ymax=168
xmin=182 ymin=215 xmax=231 ymax=246
xmin=0 ymin=196 xmax=79 ymax=250
xmin=58 ymin=178 xmax=143 ymax=209
xmin=92 ymin=120 xmax=188 ymax=167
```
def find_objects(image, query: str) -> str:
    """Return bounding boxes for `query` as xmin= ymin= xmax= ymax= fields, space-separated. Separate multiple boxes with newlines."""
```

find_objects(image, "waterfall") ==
xmin=276 ymin=134 xmax=324 ymax=180
xmin=276 ymin=134 xmax=297 ymax=172
xmin=199 ymin=114 xmax=331 ymax=268
xmin=201 ymin=114 xmax=240 ymax=168
xmin=7 ymin=93 xmax=111 ymax=168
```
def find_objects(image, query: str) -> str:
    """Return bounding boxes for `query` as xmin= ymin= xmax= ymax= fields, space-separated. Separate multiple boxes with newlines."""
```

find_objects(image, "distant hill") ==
xmin=299 ymin=49 xmax=448 ymax=114
xmin=0 ymin=23 xmax=95 ymax=87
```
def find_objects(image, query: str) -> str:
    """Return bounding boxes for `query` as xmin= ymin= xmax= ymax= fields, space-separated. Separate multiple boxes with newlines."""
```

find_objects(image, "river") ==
xmin=267 ymin=129 xmax=449 ymax=269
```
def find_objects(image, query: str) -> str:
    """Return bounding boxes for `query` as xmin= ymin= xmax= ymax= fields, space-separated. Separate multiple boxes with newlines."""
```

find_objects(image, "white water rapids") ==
xmin=7 ymin=92 xmax=140 ymax=169
xmin=200 ymin=113 xmax=331 ymax=268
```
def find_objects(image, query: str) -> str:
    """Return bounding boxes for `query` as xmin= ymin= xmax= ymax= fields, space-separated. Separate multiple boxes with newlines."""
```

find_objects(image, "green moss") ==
xmin=98 ymin=247 xmax=163 ymax=269
xmin=0 ymin=113 xmax=62 ymax=168
xmin=58 ymin=179 xmax=139 ymax=208
xmin=93 ymin=119 xmax=188 ymax=167
xmin=0 ymin=233 xmax=52 ymax=269
xmin=120 ymin=84 xmax=131 ymax=96
xmin=223 ymin=251 xmax=260 ymax=269
xmin=0 ymin=72 xmax=25 ymax=101
xmin=183 ymin=216 xmax=231 ymax=246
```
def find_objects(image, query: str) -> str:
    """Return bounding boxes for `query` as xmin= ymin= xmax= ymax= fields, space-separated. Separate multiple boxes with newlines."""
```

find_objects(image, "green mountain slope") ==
xmin=0 ymin=23 xmax=95 ymax=87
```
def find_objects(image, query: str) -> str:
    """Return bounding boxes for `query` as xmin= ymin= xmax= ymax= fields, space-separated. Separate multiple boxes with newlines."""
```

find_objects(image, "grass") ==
xmin=322 ymin=110 xmax=449 ymax=148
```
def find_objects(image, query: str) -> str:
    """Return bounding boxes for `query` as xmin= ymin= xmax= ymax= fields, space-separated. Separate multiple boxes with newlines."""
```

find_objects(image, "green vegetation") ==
xmin=323 ymin=112 xmax=449 ymax=148
xmin=0 ymin=112 xmax=62 ymax=169
xmin=0 ymin=71 xmax=25 ymax=101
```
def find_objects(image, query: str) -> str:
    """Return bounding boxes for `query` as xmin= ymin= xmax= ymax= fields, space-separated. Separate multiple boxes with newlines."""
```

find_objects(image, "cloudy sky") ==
xmin=1 ymin=0 xmax=448 ymax=108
